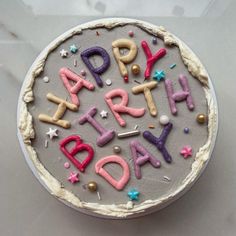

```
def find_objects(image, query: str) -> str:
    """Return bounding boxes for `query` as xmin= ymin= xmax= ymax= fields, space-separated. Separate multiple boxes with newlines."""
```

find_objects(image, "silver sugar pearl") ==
xmin=113 ymin=145 xmax=121 ymax=153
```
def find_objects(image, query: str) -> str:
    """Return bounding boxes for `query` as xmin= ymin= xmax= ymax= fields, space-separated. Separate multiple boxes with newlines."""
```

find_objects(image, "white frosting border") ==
xmin=17 ymin=18 xmax=218 ymax=218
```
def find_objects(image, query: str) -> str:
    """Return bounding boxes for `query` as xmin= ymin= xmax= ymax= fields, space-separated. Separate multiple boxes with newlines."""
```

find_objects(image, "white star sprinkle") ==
xmin=46 ymin=128 xmax=58 ymax=139
xmin=59 ymin=49 xmax=68 ymax=58
xmin=100 ymin=110 xmax=108 ymax=119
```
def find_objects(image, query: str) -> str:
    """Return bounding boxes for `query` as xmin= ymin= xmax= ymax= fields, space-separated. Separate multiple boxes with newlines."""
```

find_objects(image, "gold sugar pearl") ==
xmin=131 ymin=64 xmax=141 ymax=75
xmin=196 ymin=114 xmax=207 ymax=124
xmin=87 ymin=181 xmax=97 ymax=192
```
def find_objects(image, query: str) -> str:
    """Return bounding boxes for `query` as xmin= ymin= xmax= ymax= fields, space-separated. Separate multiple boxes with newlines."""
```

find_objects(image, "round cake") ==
xmin=17 ymin=18 xmax=218 ymax=219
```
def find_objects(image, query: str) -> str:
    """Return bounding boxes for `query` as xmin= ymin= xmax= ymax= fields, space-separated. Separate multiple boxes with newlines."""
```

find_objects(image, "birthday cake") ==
xmin=18 ymin=18 xmax=218 ymax=218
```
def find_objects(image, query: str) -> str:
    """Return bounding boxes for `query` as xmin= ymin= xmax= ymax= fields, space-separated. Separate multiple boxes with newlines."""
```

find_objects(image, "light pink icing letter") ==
xmin=164 ymin=74 xmax=195 ymax=115
xmin=104 ymin=88 xmax=145 ymax=127
xmin=141 ymin=40 xmax=166 ymax=79
xmin=79 ymin=107 xmax=115 ymax=147
xmin=95 ymin=155 xmax=130 ymax=190
xmin=59 ymin=67 xmax=95 ymax=106
xmin=130 ymin=140 xmax=161 ymax=179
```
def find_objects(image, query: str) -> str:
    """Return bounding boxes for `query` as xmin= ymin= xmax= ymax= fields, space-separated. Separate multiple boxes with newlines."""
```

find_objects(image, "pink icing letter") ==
xmin=164 ymin=74 xmax=195 ymax=115
xmin=59 ymin=67 xmax=95 ymax=106
xmin=130 ymin=140 xmax=161 ymax=179
xmin=141 ymin=40 xmax=166 ymax=79
xmin=95 ymin=155 xmax=130 ymax=190
xmin=104 ymin=89 xmax=145 ymax=127
xmin=79 ymin=107 xmax=115 ymax=147
xmin=59 ymin=135 xmax=94 ymax=172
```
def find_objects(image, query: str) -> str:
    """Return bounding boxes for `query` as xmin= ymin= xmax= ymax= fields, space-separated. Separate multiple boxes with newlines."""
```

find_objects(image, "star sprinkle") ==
xmin=100 ymin=110 xmax=108 ymax=119
xmin=180 ymin=146 xmax=192 ymax=158
xmin=69 ymin=44 xmax=78 ymax=53
xmin=153 ymin=69 xmax=165 ymax=82
xmin=127 ymin=189 xmax=140 ymax=201
xmin=59 ymin=49 xmax=68 ymax=58
xmin=68 ymin=171 xmax=79 ymax=184
xmin=46 ymin=128 xmax=58 ymax=140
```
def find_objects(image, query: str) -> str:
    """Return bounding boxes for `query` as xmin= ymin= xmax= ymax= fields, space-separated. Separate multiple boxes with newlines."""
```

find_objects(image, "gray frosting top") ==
xmin=28 ymin=24 xmax=208 ymax=206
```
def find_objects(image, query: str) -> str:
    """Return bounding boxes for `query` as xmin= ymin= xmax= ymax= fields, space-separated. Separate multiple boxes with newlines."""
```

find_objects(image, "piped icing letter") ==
xmin=78 ymin=107 xmax=115 ymax=147
xmin=143 ymin=122 xmax=173 ymax=163
xmin=164 ymin=74 xmax=195 ymax=115
xmin=38 ymin=93 xmax=78 ymax=128
xmin=130 ymin=140 xmax=161 ymax=179
xmin=104 ymin=89 xmax=145 ymax=127
xmin=81 ymin=46 xmax=110 ymax=87
xmin=95 ymin=155 xmax=130 ymax=190
xmin=112 ymin=39 xmax=138 ymax=83
xmin=59 ymin=135 xmax=94 ymax=172
xmin=59 ymin=67 xmax=94 ymax=106
xmin=132 ymin=81 xmax=158 ymax=117
xmin=141 ymin=40 xmax=166 ymax=79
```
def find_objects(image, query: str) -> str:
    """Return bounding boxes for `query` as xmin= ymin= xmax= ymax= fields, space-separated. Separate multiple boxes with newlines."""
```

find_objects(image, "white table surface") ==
xmin=0 ymin=0 xmax=235 ymax=235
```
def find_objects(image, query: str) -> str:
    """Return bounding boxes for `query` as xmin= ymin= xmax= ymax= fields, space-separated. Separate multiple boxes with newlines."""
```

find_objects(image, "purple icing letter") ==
xmin=130 ymin=140 xmax=161 ymax=179
xmin=79 ymin=107 xmax=115 ymax=147
xmin=164 ymin=74 xmax=195 ymax=115
xmin=143 ymin=123 xmax=173 ymax=163
xmin=81 ymin=46 xmax=110 ymax=87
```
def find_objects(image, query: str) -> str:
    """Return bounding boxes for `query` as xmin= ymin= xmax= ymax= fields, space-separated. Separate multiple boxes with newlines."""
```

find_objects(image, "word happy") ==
xmin=38 ymin=38 xmax=195 ymax=191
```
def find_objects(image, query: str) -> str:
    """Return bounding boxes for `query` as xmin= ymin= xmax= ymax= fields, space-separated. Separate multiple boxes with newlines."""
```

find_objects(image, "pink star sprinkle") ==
xmin=68 ymin=171 xmax=79 ymax=184
xmin=180 ymin=146 xmax=192 ymax=158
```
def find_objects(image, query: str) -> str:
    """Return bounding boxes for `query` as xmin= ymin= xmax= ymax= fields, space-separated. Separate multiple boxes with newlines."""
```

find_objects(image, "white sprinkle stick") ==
xmin=117 ymin=129 xmax=140 ymax=139
xmin=44 ymin=139 xmax=48 ymax=148
xmin=97 ymin=191 xmax=101 ymax=200
xmin=134 ymin=125 xmax=139 ymax=130
xmin=163 ymin=176 xmax=171 ymax=181
xmin=73 ymin=59 xmax=77 ymax=67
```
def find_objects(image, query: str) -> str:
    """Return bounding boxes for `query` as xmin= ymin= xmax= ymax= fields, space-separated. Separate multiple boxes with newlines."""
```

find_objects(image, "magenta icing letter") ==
xmin=81 ymin=46 xmax=110 ymax=87
xmin=130 ymin=140 xmax=161 ymax=179
xmin=104 ymin=88 xmax=145 ymax=127
xmin=59 ymin=67 xmax=95 ymax=106
xmin=79 ymin=107 xmax=115 ymax=147
xmin=164 ymin=74 xmax=195 ymax=115
xmin=141 ymin=40 xmax=166 ymax=79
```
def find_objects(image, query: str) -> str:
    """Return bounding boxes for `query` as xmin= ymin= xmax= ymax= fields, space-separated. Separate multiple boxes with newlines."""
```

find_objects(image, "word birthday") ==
xmin=38 ymin=38 xmax=195 ymax=190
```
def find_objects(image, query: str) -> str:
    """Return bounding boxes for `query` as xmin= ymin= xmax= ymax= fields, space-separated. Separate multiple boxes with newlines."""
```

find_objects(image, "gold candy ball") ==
xmin=87 ymin=181 xmax=97 ymax=192
xmin=131 ymin=64 xmax=141 ymax=75
xmin=196 ymin=114 xmax=207 ymax=124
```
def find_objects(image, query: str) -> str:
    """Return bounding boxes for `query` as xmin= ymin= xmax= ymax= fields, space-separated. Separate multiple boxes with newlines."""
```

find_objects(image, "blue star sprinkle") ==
xmin=127 ymin=189 xmax=140 ymax=201
xmin=69 ymin=44 xmax=78 ymax=53
xmin=153 ymin=69 xmax=166 ymax=82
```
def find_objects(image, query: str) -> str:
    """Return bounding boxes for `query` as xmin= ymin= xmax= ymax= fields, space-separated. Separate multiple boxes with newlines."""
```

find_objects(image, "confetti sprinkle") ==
xmin=148 ymin=124 xmax=155 ymax=129
xmin=80 ymin=69 xmax=86 ymax=76
xmin=44 ymin=139 xmax=48 ymax=148
xmin=184 ymin=127 xmax=190 ymax=134
xmin=73 ymin=59 xmax=77 ymax=67
xmin=163 ymin=176 xmax=171 ymax=181
xmin=105 ymin=79 xmax=112 ymax=86
xmin=68 ymin=172 xmax=79 ymax=184
xmin=43 ymin=76 xmax=49 ymax=83
xmin=59 ymin=49 xmax=68 ymax=58
xmin=64 ymin=162 xmax=70 ymax=169
xmin=180 ymin=146 xmax=192 ymax=158
xmin=100 ymin=110 xmax=108 ymax=118
xmin=128 ymin=30 xmax=134 ymax=37
xmin=127 ymin=189 xmax=140 ymax=201
xmin=170 ymin=63 xmax=176 ymax=69
xmin=97 ymin=191 xmax=101 ymax=200
xmin=46 ymin=128 xmax=58 ymax=140
xmin=153 ymin=70 xmax=165 ymax=82
xmin=134 ymin=80 xmax=141 ymax=84
xmin=152 ymin=37 xmax=158 ymax=44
